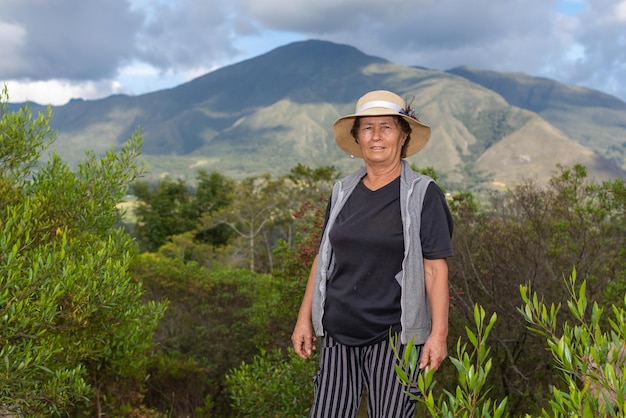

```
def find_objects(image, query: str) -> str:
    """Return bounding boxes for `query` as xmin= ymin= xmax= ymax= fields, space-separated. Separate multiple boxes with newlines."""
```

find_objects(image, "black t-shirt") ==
xmin=321 ymin=177 xmax=453 ymax=346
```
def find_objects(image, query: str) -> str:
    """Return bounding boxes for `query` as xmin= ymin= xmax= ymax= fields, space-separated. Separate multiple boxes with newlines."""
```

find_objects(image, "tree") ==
xmin=132 ymin=170 xmax=234 ymax=253
xmin=143 ymin=164 xmax=338 ymax=271
xmin=190 ymin=169 xmax=234 ymax=246
xmin=132 ymin=177 xmax=196 ymax=252
xmin=589 ymin=176 xmax=626 ymax=308
xmin=199 ymin=173 xmax=289 ymax=271
xmin=282 ymin=164 xmax=338 ymax=247
xmin=0 ymin=89 xmax=165 ymax=416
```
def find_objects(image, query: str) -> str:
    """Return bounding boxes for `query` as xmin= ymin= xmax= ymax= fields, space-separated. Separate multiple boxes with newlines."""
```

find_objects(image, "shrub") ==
xmin=0 ymin=89 xmax=165 ymax=416
xmin=225 ymin=348 xmax=318 ymax=417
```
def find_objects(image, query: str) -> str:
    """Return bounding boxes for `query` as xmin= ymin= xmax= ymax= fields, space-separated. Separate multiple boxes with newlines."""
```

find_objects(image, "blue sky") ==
xmin=1 ymin=0 xmax=624 ymax=105
xmin=557 ymin=0 xmax=587 ymax=14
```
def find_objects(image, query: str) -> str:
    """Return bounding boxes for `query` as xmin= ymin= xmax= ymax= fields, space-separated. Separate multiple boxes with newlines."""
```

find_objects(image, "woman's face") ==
xmin=355 ymin=116 xmax=407 ymax=165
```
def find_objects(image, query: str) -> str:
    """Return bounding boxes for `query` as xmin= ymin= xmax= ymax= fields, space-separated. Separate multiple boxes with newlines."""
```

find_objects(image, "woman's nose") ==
xmin=372 ymin=126 xmax=383 ymax=140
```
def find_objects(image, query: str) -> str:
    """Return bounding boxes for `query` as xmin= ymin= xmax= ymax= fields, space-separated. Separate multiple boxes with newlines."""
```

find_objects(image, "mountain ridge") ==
xmin=9 ymin=39 xmax=626 ymax=189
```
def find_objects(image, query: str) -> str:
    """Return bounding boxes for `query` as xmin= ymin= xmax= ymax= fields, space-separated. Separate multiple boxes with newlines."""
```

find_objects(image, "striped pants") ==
xmin=310 ymin=334 xmax=423 ymax=418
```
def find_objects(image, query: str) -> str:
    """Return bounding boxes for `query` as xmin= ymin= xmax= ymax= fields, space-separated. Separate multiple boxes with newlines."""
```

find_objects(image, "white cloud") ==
xmin=614 ymin=0 xmax=626 ymax=20
xmin=3 ymin=79 xmax=123 ymax=106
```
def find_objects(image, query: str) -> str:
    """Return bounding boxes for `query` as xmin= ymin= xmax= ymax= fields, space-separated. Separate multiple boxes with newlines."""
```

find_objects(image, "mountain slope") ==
xmin=476 ymin=113 xmax=625 ymax=185
xmin=447 ymin=66 xmax=626 ymax=172
xmin=14 ymin=40 xmax=626 ymax=188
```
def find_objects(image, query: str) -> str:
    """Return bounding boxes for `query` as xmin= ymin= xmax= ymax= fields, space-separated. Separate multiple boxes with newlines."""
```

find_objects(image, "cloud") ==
xmin=242 ymin=0 xmax=423 ymax=32
xmin=321 ymin=0 xmax=558 ymax=71
xmin=4 ymin=79 xmax=124 ymax=105
xmin=133 ymin=0 xmax=241 ymax=69
xmin=0 ymin=21 xmax=28 ymax=75
xmin=243 ymin=0 xmax=626 ymax=101
xmin=544 ymin=0 xmax=626 ymax=98
xmin=0 ymin=0 xmax=142 ymax=80
xmin=1 ymin=0 xmax=624 ymax=105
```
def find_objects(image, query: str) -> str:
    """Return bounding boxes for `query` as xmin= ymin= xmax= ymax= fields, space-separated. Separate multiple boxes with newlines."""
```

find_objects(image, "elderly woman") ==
xmin=292 ymin=90 xmax=454 ymax=418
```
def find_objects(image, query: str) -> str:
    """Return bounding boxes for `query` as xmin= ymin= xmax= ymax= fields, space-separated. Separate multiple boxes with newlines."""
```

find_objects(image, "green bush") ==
xmin=225 ymin=348 xmax=318 ymax=417
xmin=137 ymin=254 xmax=289 ymax=416
xmin=0 ymin=89 xmax=165 ymax=416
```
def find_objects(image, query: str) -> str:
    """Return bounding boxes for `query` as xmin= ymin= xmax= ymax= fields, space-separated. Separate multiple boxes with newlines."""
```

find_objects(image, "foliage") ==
xmin=219 ymin=163 xmax=626 ymax=417
xmin=200 ymin=173 xmax=289 ymax=271
xmin=593 ymin=176 xmax=626 ymax=307
xmin=224 ymin=348 xmax=318 ymax=417
xmin=393 ymin=271 xmax=626 ymax=418
xmin=0 ymin=90 xmax=165 ymax=416
xmin=132 ymin=169 xmax=233 ymax=252
xmin=143 ymin=351 xmax=211 ymax=418
xmin=184 ymin=164 xmax=335 ymax=273
xmin=132 ymin=164 xmax=337 ymax=277
xmin=0 ymin=87 xmax=53 ymax=188
xmin=131 ymin=163 xmax=336 ymax=415
xmin=519 ymin=269 xmax=626 ymax=416
xmin=393 ymin=304 xmax=508 ymax=418
xmin=132 ymin=177 xmax=191 ymax=252
xmin=270 ymin=169 xmax=332 ymax=339
xmin=135 ymin=254 xmax=287 ymax=416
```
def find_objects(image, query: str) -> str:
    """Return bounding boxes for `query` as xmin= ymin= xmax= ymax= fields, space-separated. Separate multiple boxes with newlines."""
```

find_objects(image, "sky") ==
xmin=1 ymin=0 xmax=625 ymax=106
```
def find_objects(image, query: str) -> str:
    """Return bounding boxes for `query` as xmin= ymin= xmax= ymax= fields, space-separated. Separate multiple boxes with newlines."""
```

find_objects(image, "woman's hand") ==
xmin=419 ymin=334 xmax=447 ymax=370
xmin=292 ymin=320 xmax=317 ymax=359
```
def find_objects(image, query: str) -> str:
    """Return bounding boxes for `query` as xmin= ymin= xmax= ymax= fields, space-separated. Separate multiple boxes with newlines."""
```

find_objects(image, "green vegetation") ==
xmin=0 ymin=88 xmax=165 ymax=416
xmin=131 ymin=170 xmax=234 ymax=253
xmin=224 ymin=348 xmax=317 ymax=418
xmin=457 ymin=108 xmax=523 ymax=157
xmin=2 ymin=89 xmax=625 ymax=416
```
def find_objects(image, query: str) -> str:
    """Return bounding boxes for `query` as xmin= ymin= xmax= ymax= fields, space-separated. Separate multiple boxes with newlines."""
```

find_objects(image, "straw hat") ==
xmin=332 ymin=90 xmax=431 ymax=158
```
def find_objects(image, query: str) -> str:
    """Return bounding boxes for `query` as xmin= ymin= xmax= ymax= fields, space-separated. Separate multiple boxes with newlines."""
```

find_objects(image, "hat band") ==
xmin=356 ymin=100 xmax=403 ymax=114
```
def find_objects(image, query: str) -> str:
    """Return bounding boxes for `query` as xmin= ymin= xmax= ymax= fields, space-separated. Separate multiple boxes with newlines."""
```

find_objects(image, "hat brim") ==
xmin=332 ymin=111 xmax=431 ymax=158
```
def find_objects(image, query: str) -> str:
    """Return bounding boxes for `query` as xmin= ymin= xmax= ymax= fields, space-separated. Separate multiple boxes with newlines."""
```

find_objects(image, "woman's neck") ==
xmin=362 ymin=160 xmax=403 ymax=191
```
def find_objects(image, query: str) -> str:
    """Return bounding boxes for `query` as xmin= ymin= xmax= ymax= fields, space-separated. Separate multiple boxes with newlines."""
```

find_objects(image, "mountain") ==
xmin=15 ymin=40 xmax=626 ymax=189
xmin=447 ymin=66 xmax=626 ymax=174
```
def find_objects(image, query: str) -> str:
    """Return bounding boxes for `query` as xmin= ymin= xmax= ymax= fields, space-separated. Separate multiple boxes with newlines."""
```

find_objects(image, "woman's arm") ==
xmin=420 ymin=257 xmax=449 ymax=370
